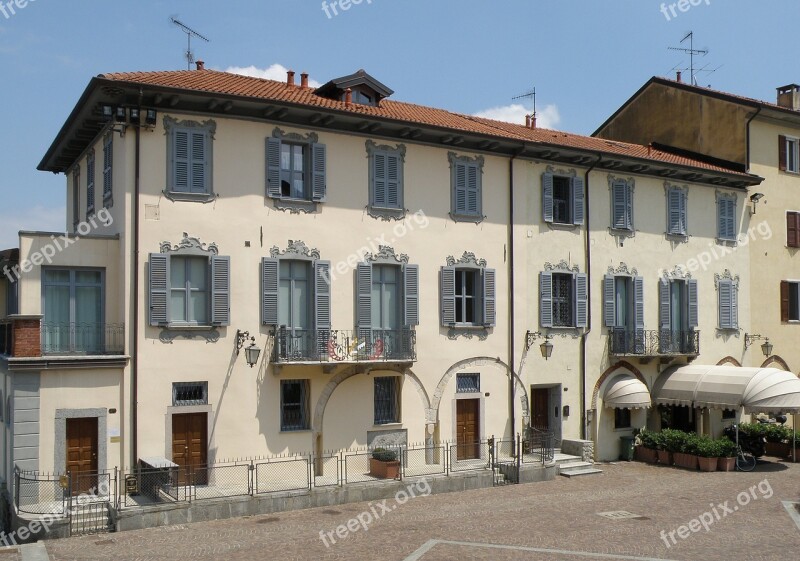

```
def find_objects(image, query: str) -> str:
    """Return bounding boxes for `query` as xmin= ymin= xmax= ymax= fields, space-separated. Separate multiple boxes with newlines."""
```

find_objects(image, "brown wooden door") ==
xmin=456 ymin=399 xmax=480 ymax=460
xmin=66 ymin=417 xmax=98 ymax=496
xmin=172 ymin=413 xmax=208 ymax=485
xmin=531 ymin=388 xmax=550 ymax=431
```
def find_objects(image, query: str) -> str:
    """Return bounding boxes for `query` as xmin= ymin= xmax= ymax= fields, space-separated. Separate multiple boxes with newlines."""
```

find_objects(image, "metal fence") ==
xmin=15 ymin=469 xmax=68 ymax=515
xmin=41 ymin=322 xmax=125 ymax=355
xmin=272 ymin=328 xmax=417 ymax=363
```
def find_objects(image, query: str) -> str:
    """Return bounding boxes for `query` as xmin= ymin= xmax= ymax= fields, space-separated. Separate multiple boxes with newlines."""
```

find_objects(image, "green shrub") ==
xmin=682 ymin=433 xmax=704 ymax=455
xmin=661 ymin=429 xmax=690 ymax=453
xmin=371 ymin=448 xmax=398 ymax=462
xmin=764 ymin=424 xmax=792 ymax=443
xmin=717 ymin=438 xmax=737 ymax=458
xmin=738 ymin=423 xmax=767 ymax=438
xmin=638 ymin=428 xmax=659 ymax=449
xmin=695 ymin=437 xmax=720 ymax=458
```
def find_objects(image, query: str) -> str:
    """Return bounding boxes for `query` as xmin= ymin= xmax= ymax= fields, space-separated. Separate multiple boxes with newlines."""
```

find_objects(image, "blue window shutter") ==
xmin=483 ymin=268 xmax=496 ymax=327
xmin=312 ymin=143 xmax=327 ymax=201
xmin=453 ymin=163 xmax=467 ymax=215
xmin=668 ymin=188 xmax=682 ymax=234
xmin=173 ymin=130 xmax=190 ymax=192
xmin=403 ymin=264 xmax=419 ymax=327
xmin=466 ymin=163 xmax=480 ymax=216
xmin=86 ymin=153 xmax=95 ymax=214
xmin=634 ymin=276 xmax=645 ymax=329
xmin=440 ymin=267 xmax=456 ymax=326
xmin=540 ymin=272 xmax=553 ymax=328
xmin=190 ymin=131 xmax=207 ymax=193
xmin=261 ymin=258 xmax=279 ymax=325
xmin=387 ymin=153 xmax=402 ymax=209
xmin=680 ymin=190 xmax=688 ymax=234
xmin=149 ymin=253 xmax=169 ymax=326
xmin=373 ymin=152 xmax=387 ymax=207
xmin=210 ymin=255 xmax=230 ymax=326
xmin=266 ymin=137 xmax=282 ymax=198
xmin=542 ymin=173 xmax=554 ymax=223
xmin=103 ymin=136 xmax=113 ymax=198
xmin=718 ymin=279 xmax=731 ymax=329
xmin=356 ymin=263 xmax=372 ymax=330
xmin=659 ymin=278 xmax=671 ymax=330
xmin=603 ymin=275 xmax=616 ymax=327
xmin=726 ymin=199 xmax=736 ymax=240
xmin=572 ymin=176 xmax=584 ymax=225
xmin=575 ymin=273 xmax=588 ymax=328
xmin=314 ymin=260 xmax=331 ymax=330
xmin=688 ymin=279 xmax=699 ymax=328
xmin=612 ymin=181 xmax=626 ymax=229
xmin=626 ymin=183 xmax=633 ymax=229
xmin=731 ymin=281 xmax=738 ymax=329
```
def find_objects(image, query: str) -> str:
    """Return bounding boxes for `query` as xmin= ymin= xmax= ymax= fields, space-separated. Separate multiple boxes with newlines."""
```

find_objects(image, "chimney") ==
xmin=525 ymin=115 xmax=531 ymax=128
xmin=195 ymin=60 xmax=205 ymax=71
xmin=345 ymin=88 xmax=353 ymax=107
xmin=777 ymin=84 xmax=800 ymax=111
xmin=676 ymin=71 xmax=682 ymax=83
xmin=300 ymin=72 xmax=309 ymax=90
xmin=287 ymin=70 xmax=296 ymax=87
xmin=531 ymin=115 xmax=537 ymax=129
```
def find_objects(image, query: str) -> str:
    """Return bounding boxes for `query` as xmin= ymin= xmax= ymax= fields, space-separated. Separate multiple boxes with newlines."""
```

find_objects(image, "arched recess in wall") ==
xmin=591 ymin=360 xmax=649 ymax=411
xmin=761 ymin=355 xmax=791 ymax=371
xmin=716 ymin=356 xmax=742 ymax=367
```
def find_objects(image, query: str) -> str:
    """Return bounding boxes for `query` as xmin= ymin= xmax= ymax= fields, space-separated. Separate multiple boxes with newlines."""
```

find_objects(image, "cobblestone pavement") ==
xmin=43 ymin=460 xmax=800 ymax=561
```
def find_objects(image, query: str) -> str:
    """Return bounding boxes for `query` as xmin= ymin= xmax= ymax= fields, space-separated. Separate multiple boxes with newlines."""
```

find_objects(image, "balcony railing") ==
xmin=0 ymin=319 xmax=10 ymax=355
xmin=609 ymin=328 xmax=700 ymax=358
xmin=41 ymin=322 xmax=125 ymax=356
xmin=272 ymin=328 xmax=416 ymax=364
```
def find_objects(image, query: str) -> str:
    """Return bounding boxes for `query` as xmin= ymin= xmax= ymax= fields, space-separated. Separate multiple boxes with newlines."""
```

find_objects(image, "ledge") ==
xmin=162 ymin=190 xmax=217 ymax=204
xmin=8 ymin=354 xmax=130 ymax=371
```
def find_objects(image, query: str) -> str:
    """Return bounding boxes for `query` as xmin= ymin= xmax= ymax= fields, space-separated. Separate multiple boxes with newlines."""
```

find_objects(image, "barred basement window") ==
xmin=456 ymin=373 xmax=480 ymax=394
xmin=281 ymin=379 xmax=310 ymax=431
xmin=374 ymin=376 xmax=400 ymax=424
xmin=173 ymin=382 xmax=208 ymax=406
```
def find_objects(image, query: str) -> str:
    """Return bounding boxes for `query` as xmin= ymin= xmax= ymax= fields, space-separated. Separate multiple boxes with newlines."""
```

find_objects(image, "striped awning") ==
xmin=603 ymin=374 xmax=651 ymax=409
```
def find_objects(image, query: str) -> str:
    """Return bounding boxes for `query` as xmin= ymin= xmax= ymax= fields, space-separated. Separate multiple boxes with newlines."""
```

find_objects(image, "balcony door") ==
xmin=660 ymin=278 xmax=697 ymax=354
xmin=371 ymin=265 xmax=400 ymax=358
xmin=42 ymin=269 xmax=104 ymax=354
xmin=278 ymin=260 xmax=312 ymax=359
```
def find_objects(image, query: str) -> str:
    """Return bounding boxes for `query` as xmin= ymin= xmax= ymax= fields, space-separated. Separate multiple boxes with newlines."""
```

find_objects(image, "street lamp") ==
xmin=526 ymin=331 xmax=554 ymax=361
xmin=744 ymin=333 xmax=772 ymax=358
xmin=236 ymin=330 xmax=262 ymax=368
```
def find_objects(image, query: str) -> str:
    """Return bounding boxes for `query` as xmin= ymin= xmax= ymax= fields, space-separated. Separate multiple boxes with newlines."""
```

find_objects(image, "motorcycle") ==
xmin=723 ymin=424 xmax=766 ymax=458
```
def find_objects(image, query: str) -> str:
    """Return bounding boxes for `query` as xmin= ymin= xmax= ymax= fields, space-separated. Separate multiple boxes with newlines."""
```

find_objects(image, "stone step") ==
xmin=560 ymin=467 xmax=604 ymax=478
xmin=558 ymin=461 xmax=593 ymax=471
xmin=553 ymin=453 xmax=583 ymax=465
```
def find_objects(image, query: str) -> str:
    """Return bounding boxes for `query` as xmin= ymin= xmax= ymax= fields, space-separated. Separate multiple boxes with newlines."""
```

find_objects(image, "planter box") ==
xmin=673 ymin=452 xmax=698 ymax=470
xmin=636 ymin=446 xmax=658 ymax=464
xmin=657 ymin=450 xmax=673 ymax=466
xmin=369 ymin=458 xmax=400 ymax=479
xmin=718 ymin=457 xmax=735 ymax=472
xmin=698 ymin=456 xmax=717 ymax=472
xmin=765 ymin=442 xmax=790 ymax=457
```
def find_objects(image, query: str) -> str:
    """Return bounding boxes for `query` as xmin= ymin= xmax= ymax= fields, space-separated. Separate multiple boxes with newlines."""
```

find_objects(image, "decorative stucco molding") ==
xmin=271 ymin=127 xmax=318 ymax=144
xmin=544 ymin=260 xmax=580 ymax=274
xmin=159 ymin=328 xmax=220 ymax=344
xmin=270 ymin=240 xmax=320 ymax=260
xmin=660 ymin=265 xmax=692 ymax=280
xmin=446 ymin=251 xmax=487 ymax=269
xmin=364 ymin=245 xmax=409 ymax=264
xmin=160 ymin=233 xmax=219 ymax=255
xmin=545 ymin=164 xmax=578 ymax=178
xmin=607 ymin=263 xmax=639 ymax=276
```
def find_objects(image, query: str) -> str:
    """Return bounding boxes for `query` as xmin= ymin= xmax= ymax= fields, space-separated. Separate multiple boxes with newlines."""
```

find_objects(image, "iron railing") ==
xmin=0 ymin=319 xmax=10 ymax=355
xmin=608 ymin=328 xmax=700 ymax=357
xmin=41 ymin=322 xmax=125 ymax=355
xmin=272 ymin=328 xmax=416 ymax=363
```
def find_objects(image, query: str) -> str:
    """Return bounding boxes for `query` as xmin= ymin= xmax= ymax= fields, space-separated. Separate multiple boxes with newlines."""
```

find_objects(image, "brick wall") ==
xmin=11 ymin=318 xmax=41 ymax=358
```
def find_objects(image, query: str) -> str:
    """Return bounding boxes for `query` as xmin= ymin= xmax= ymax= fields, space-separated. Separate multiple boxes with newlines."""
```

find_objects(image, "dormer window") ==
xmin=315 ymin=69 xmax=393 ymax=107
xmin=341 ymin=89 xmax=373 ymax=106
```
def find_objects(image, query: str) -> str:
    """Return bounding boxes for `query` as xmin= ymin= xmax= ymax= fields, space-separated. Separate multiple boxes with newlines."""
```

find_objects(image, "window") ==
xmin=173 ymin=382 xmax=208 ymax=406
xmin=610 ymin=179 xmax=633 ymax=230
xmin=440 ymin=266 xmax=496 ymax=327
xmin=450 ymin=154 xmax=483 ymax=222
xmin=781 ymin=281 xmax=800 ymax=322
xmin=666 ymin=186 xmax=688 ymax=236
xmin=357 ymin=261 xmax=419 ymax=331
xmin=103 ymin=133 xmax=113 ymax=206
xmin=456 ymin=373 xmax=480 ymax=394
xmin=374 ymin=376 xmax=400 ymax=424
xmin=604 ymin=275 xmax=645 ymax=354
xmin=165 ymin=117 xmax=215 ymax=202
xmin=787 ymin=212 xmax=800 ymax=248
xmin=717 ymin=193 xmax=737 ymax=241
xmin=72 ymin=166 xmax=80 ymax=231
xmin=42 ymin=268 xmax=104 ymax=354
xmin=266 ymin=134 xmax=326 ymax=204
xmin=780 ymin=135 xmax=799 ymax=173
xmin=542 ymin=173 xmax=584 ymax=226
xmin=148 ymin=251 xmax=230 ymax=327
xmin=717 ymin=278 xmax=739 ymax=330
xmin=281 ymin=380 xmax=310 ymax=431
xmin=86 ymin=151 xmax=95 ymax=217
xmin=539 ymin=270 xmax=588 ymax=328
xmin=366 ymin=141 xmax=404 ymax=219
xmin=659 ymin=278 xmax=699 ymax=353
xmin=614 ymin=408 xmax=631 ymax=429
xmin=722 ymin=409 xmax=736 ymax=420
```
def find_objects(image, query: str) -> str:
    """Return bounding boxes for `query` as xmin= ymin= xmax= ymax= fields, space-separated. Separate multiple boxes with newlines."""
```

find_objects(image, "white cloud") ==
xmin=224 ymin=64 xmax=323 ymax=88
xmin=0 ymin=205 xmax=65 ymax=250
xmin=474 ymin=103 xmax=561 ymax=130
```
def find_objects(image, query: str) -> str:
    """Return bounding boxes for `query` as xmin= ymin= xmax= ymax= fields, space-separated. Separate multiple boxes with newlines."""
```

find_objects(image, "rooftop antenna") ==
xmin=170 ymin=16 xmax=210 ymax=70
xmin=668 ymin=31 xmax=707 ymax=85
xmin=513 ymin=87 xmax=536 ymax=126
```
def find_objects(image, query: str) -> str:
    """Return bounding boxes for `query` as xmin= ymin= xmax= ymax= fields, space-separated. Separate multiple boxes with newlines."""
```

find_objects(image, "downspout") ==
xmin=131 ymin=89 xmax=143 ymax=464
xmin=508 ymin=145 xmax=524 ymax=439
xmin=745 ymin=107 xmax=762 ymax=173
xmin=580 ymin=154 xmax=602 ymax=439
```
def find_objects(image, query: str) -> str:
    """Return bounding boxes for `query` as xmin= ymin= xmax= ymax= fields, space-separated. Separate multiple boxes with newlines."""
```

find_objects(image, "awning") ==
xmin=652 ymin=365 xmax=800 ymax=413
xmin=603 ymin=374 xmax=651 ymax=409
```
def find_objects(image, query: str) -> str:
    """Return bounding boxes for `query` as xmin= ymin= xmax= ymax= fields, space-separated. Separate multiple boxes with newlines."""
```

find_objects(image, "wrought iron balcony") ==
xmin=41 ymin=322 xmax=125 ymax=356
xmin=272 ymin=328 xmax=416 ymax=364
xmin=608 ymin=328 xmax=700 ymax=359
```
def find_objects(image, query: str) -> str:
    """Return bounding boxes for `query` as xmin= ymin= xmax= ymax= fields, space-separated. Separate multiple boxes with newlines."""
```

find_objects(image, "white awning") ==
xmin=603 ymin=374 xmax=651 ymax=409
xmin=652 ymin=365 xmax=800 ymax=413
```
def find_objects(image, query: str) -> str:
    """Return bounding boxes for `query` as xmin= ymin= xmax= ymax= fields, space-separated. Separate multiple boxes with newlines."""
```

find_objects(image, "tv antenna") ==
xmin=513 ymin=86 xmax=537 ymax=121
xmin=668 ymin=31 xmax=712 ymax=85
xmin=170 ymin=16 xmax=210 ymax=70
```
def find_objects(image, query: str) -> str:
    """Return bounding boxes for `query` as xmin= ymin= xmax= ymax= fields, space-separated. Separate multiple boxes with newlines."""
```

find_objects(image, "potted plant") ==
xmin=369 ymin=448 xmax=400 ymax=479
xmin=659 ymin=429 xmax=686 ymax=466
xmin=635 ymin=428 xmax=659 ymax=464
xmin=717 ymin=438 xmax=736 ymax=471
xmin=764 ymin=424 xmax=791 ymax=457
xmin=674 ymin=433 xmax=699 ymax=470
xmin=786 ymin=432 xmax=800 ymax=463
xmin=696 ymin=438 xmax=719 ymax=472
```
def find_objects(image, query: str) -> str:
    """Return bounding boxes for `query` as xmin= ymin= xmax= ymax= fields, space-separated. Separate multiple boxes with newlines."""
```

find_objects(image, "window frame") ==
xmin=716 ymin=275 xmax=739 ymax=331
xmin=454 ymin=268 xmax=481 ymax=325
xmin=172 ymin=382 xmax=209 ymax=406
xmin=665 ymin=184 xmax=688 ymax=237
xmin=551 ymin=272 xmax=574 ymax=328
xmin=786 ymin=136 xmax=799 ymax=174
xmin=280 ymin=379 xmax=310 ymax=432
xmin=787 ymin=211 xmax=800 ymax=249
xmin=164 ymin=116 xmax=216 ymax=203
xmin=169 ymin=255 xmax=210 ymax=326
xmin=279 ymin=142 xmax=309 ymax=200
xmin=366 ymin=140 xmax=406 ymax=220
xmin=449 ymin=152 xmax=484 ymax=223
xmin=552 ymin=176 xmax=572 ymax=225
xmin=456 ymin=373 xmax=481 ymax=394
xmin=716 ymin=192 xmax=738 ymax=242
xmin=609 ymin=178 xmax=634 ymax=232
xmin=41 ymin=267 xmax=105 ymax=327
xmin=540 ymin=268 xmax=588 ymax=329
xmin=614 ymin=408 xmax=632 ymax=430
xmin=784 ymin=281 xmax=800 ymax=322
xmin=374 ymin=376 xmax=401 ymax=425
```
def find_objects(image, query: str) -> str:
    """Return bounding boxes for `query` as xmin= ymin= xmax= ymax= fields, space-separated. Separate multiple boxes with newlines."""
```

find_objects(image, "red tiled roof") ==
xmin=100 ymin=69 xmax=754 ymax=177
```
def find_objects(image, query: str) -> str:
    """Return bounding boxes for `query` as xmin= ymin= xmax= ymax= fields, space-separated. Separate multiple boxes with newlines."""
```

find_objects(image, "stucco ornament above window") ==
xmin=607 ymin=262 xmax=638 ymax=276
xmin=446 ymin=251 xmax=487 ymax=269
xmin=660 ymin=265 xmax=692 ymax=280
xmin=160 ymin=233 xmax=219 ymax=256
xmin=544 ymin=260 xmax=580 ymax=274
xmin=269 ymin=240 xmax=321 ymax=260
xmin=364 ymin=245 xmax=409 ymax=264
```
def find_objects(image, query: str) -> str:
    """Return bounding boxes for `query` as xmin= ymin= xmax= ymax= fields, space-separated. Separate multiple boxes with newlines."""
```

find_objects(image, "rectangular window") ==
xmin=456 ymin=373 xmax=480 ymax=394
xmin=170 ymin=256 xmax=209 ymax=325
xmin=722 ymin=409 xmax=736 ymax=420
xmin=614 ymin=408 xmax=631 ymax=429
xmin=787 ymin=212 xmax=800 ymax=248
xmin=103 ymin=134 xmax=113 ymax=205
xmin=166 ymin=120 xmax=214 ymax=201
xmin=266 ymin=138 xmax=327 ymax=203
xmin=783 ymin=281 xmax=800 ymax=322
xmin=42 ymin=268 xmax=104 ymax=354
xmin=666 ymin=187 xmax=687 ymax=236
xmin=717 ymin=279 xmax=738 ymax=330
xmin=614 ymin=277 xmax=632 ymax=329
xmin=280 ymin=143 xmax=307 ymax=198
xmin=454 ymin=269 xmax=480 ymax=324
xmin=611 ymin=180 xmax=633 ymax=230
xmin=551 ymin=273 xmax=573 ymax=327
xmin=371 ymin=265 xmax=401 ymax=330
xmin=86 ymin=152 xmax=95 ymax=217
xmin=787 ymin=137 xmax=799 ymax=173
xmin=552 ymin=176 xmax=572 ymax=224
xmin=374 ymin=376 xmax=400 ymax=424
xmin=372 ymin=151 xmax=402 ymax=209
xmin=451 ymin=158 xmax=483 ymax=221
xmin=173 ymin=382 xmax=208 ymax=406
xmin=277 ymin=260 xmax=312 ymax=359
xmin=281 ymin=380 xmax=310 ymax=431
xmin=717 ymin=195 xmax=737 ymax=241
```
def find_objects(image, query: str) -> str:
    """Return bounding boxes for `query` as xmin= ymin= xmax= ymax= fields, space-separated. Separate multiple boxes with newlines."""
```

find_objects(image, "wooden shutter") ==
xmin=356 ymin=263 xmax=372 ymax=330
xmin=440 ymin=267 xmax=456 ymax=326
xmin=540 ymin=272 xmax=553 ymax=328
xmin=483 ymin=268 xmax=496 ymax=327
xmin=466 ymin=163 xmax=480 ymax=216
xmin=103 ymin=136 xmax=113 ymax=197
xmin=603 ymin=275 xmax=616 ymax=327
xmin=210 ymin=255 xmax=230 ymax=326
xmin=387 ymin=153 xmax=401 ymax=208
xmin=572 ymin=176 xmax=584 ymax=225
xmin=261 ymin=258 xmax=279 ymax=325
xmin=659 ymin=278 xmax=671 ymax=330
xmin=149 ymin=253 xmax=169 ymax=326
xmin=667 ymin=188 xmax=683 ymax=234
xmin=718 ymin=280 xmax=732 ymax=329
xmin=575 ymin=273 xmax=588 ymax=328
xmin=86 ymin=153 xmax=95 ymax=214
xmin=403 ymin=264 xmax=419 ymax=327
xmin=687 ymin=279 xmax=699 ymax=329
xmin=311 ymin=143 xmax=327 ymax=201
xmin=612 ymin=181 xmax=628 ymax=229
xmin=779 ymin=135 xmax=787 ymax=171
xmin=633 ymin=276 xmax=645 ymax=330
xmin=266 ymin=137 xmax=282 ymax=198
xmin=190 ymin=131 xmax=207 ymax=193
xmin=373 ymin=152 xmax=387 ymax=207
xmin=454 ymin=162 xmax=467 ymax=215
xmin=314 ymin=260 xmax=331 ymax=330
xmin=731 ymin=281 xmax=738 ymax=329
xmin=173 ymin=130 xmax=190 ymax=192
xmin=787 ymin=212 xmax=800 ymax=248
xmin=542 ymin=173 xmax=554 ymax=223
xmin=781 ymin=280 xmax=790 ymax=322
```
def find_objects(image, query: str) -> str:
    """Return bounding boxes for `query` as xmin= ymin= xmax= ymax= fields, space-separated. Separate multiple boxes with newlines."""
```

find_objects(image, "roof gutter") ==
xmin=745 ymin=107 xmax=762 ymax=173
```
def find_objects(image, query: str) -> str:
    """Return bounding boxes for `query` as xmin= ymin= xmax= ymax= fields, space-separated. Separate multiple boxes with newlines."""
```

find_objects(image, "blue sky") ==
xmin=0 ymin=0 xmax=798 ymax=249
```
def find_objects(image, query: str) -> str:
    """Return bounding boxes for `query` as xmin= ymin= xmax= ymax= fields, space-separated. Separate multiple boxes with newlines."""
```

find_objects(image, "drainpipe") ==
xmin=580 ymin=154 xmax=602 ymax=440
xmin=131 ymin=89 xmax=143 ymax=465
xmin=745 ymin=107 xmax=762 ymax=173
xmin=508 ymin=145 xmax=524 ymax=440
